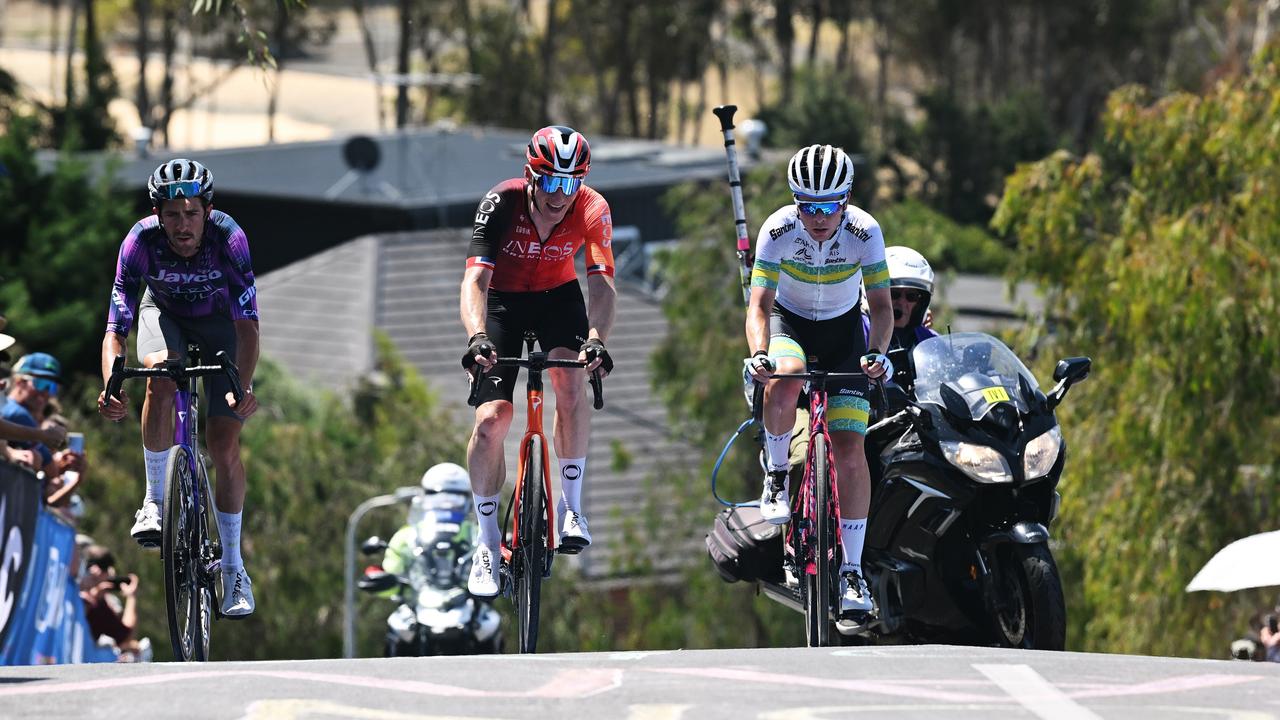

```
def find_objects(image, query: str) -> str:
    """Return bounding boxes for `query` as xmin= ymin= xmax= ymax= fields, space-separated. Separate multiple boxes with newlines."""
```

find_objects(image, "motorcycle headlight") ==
xmin=941 ymin=440 xmax=1013 ymax=483
xmin=1023 ymin=426 xmax=1062 ymax=479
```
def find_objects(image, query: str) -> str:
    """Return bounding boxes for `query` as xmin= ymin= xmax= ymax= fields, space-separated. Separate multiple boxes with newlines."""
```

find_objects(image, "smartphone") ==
xmin=1269 ymin=615 xmax=1279 ymax=634
xmin=108 ymin=575 xmax=131 ymax=587
xmin=67 ymin=432 xmax=84 ymax=453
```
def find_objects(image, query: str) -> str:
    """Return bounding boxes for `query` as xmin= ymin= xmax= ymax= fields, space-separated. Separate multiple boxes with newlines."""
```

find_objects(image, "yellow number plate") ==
xmin=982 ymin=387 xmax=1011 ymax=403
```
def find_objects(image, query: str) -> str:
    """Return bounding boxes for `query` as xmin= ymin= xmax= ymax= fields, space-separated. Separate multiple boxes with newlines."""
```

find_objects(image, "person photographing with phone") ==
xmin=79 ymin=544 xmax=149 ymax=660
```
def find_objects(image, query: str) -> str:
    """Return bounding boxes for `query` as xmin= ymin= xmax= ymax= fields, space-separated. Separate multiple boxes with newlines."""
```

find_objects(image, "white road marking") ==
xmin=625 ymin=705 xmax=693 ymax=720
xmin=974 ymin=664 xmax=1101 ymax=720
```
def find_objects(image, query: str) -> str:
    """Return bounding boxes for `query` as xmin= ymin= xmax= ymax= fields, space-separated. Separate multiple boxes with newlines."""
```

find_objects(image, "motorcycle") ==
xmin=754 ymin=331 xmax=1090 ymax=649
xmin=359 ymin=519 xmax=503 ymax=656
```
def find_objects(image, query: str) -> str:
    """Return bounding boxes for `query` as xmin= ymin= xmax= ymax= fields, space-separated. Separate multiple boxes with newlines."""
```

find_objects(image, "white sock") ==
xmin=764 ymin=430 xmax=792 ymax=472
xmin=473 ymin=493 xmax=501 ymax=548
xmin=559 ymin=456 xmax=586 ymax=514
xmin=143 ymin=447 xmax=171 ymax=506
xmin=216 ymin=509 xmax=243 ymax=570
xmin=840 ymin=517 xmax=867 ymax=573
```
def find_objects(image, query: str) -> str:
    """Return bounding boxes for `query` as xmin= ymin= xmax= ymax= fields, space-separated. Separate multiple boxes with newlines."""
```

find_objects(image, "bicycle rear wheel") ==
xmin=162 ymin=446 xmax=205 ymax=661
xmin=514 ymin=434 xmax=547 ymax=653
xmin=804 ymin=434 xmax=834 ymax=647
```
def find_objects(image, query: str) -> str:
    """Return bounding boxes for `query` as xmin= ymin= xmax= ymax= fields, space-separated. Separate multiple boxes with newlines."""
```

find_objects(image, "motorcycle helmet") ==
xmin=420 ymin=462 xmax=471 ymax=495
xmin=886 ymin=245 xmax=935 ymax=327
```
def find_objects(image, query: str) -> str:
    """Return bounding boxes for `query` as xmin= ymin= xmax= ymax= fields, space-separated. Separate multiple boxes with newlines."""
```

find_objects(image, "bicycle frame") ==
xmin=790 ymin=382 xmax=841 ymax=576
xmin=510 ymin=343 xmax=556 ymax=557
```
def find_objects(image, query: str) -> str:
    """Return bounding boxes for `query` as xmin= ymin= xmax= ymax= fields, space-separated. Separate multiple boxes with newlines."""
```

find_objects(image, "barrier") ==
xmin=0 ymin=461 xmax=115 ymax=665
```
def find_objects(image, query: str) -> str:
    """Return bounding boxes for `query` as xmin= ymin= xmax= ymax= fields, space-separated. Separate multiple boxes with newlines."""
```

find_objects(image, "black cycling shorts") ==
xmin=475 ymin=279 xmax=588 ymax=404
xmin=768 ymin=302 xmax=870 ymax=434
xmin=136 ymin=291 xmax=242 ymax=421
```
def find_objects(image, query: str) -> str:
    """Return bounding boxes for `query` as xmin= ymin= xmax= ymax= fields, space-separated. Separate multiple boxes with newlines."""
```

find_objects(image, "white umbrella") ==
xmin=1186 ymin=530 xmax=1280 ymax=592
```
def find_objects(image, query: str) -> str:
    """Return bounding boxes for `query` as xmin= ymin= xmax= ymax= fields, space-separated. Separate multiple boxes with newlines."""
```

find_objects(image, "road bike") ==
xmin=105 ymin=346 xmax=243 ymax=661
xmin=752 ymin=366 xmax=870 ymax=647
xmin=467 ymin=332 xmax=603 ymax=653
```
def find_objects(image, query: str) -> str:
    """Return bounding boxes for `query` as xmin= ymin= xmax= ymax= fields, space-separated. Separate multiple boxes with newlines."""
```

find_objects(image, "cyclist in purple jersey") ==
xmin=97 ymin=158 xmax=260 ymax=618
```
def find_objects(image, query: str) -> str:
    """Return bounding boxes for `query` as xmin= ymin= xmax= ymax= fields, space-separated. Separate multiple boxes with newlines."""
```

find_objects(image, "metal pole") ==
xmin=343 ymin=486 xmax=420 ymax=659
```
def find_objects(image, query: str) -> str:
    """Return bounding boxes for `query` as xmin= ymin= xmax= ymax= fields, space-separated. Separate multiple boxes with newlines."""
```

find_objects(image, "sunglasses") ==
xmin=794 ymin=195 xmax=846 ymax=216
xmin=534 ymin=173 xmax=583 ymax=196
xmin=891 ymin=289 xmax=923 ymax=303
xmin=27 ymin=376 xmax=59 ymax=396
xmin=157 ymin=180 xmax=203 ymax=200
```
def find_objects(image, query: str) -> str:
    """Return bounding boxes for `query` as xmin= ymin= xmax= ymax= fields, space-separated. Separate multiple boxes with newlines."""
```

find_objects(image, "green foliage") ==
xmin=875 ymin=200 xmax=1009 ymax=274
xmin=991 ymin=49 xmax=1280 ymax=657
xmin=73 ymin=337 xmax=467 ymax=661
xmin=0 ymin=118 xmax=133 ymax=381
xmin=457 ymin=4 xmax=544 ymax=127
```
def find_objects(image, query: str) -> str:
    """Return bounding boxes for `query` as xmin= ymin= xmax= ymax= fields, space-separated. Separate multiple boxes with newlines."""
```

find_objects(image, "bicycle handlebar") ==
xmin=749 ymin=369 xmax=888 ymax=424
xmin=105 ymin=351 xmax=244 ymax=405
xmin=466 ymin=357 xmax=605 ymax=410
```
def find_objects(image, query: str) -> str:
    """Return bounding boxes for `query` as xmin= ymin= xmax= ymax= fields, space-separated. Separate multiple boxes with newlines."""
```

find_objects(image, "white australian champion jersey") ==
xmin=750 ymin=204 xmax=890 ymax=321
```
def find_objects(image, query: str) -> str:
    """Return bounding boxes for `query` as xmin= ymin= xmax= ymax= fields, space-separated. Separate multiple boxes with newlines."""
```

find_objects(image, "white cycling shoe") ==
xmin=759 ymin=471 xmax=790 ymax=525
xmin=557 ymin=500 xmax=591 ymax=554
xmin=221 ymin=567 xmax=255 ymax=618
xmin=468 ymin=543 xmax=501 ymax=597
xmin=839 ymin=568 xmax=875 ymax=621
xmin=131 ymin=502 xmax=162 ymax=548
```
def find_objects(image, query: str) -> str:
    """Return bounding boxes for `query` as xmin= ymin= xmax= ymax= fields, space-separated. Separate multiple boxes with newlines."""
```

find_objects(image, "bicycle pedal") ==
xmin=556 ymin=541 xmax=586 ymax=556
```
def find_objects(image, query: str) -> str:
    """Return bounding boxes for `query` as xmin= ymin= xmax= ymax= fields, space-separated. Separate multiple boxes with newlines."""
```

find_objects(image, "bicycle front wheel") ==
xmin=514 ymin=434 xmax=547 ymax=653
xmin=193 ymin=456 xmax=220 ymax=656
xmin=804 ymin=434 xmax=834 ymax=648
xmin=162 ymin=445 xmax=205 ymax=661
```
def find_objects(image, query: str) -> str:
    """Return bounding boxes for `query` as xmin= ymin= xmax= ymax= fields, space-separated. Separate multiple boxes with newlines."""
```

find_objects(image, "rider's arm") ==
xmin=861 ymin=222 xmax=892 ymax=352
xmin=746 ymin=212 xmax=784 ymax=354
xmin=103 ymin=225 xmax=149 ymax=381
xmin=460 ymin=266 xmax=493 ymax=338
xmin=233 ymin=319 xmax=259 ymax=390
xmin=582 ymin=191 xmax=617 ymax=342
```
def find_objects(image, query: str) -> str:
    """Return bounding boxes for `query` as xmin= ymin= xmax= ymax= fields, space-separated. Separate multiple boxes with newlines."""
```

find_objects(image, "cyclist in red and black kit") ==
xmin=460 ymin=125 xmax=616 ymax=596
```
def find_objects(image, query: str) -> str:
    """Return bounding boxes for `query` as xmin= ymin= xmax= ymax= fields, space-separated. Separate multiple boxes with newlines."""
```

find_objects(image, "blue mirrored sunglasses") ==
xmin=159 ymin=180 xmax=203 ymax=200
xmin=536 ymin=173 xmax=583 ymax=195
xmin=30 ymin=377 xmax=59 ymax=396
xmin=795 ymin=199 xmax=845 ymax=216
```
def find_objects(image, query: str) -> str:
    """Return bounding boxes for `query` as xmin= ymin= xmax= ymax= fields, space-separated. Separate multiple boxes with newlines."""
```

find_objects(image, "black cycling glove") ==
xmin=462 ymin=332 xmax=496 ymax=370
xmin=581 ymin=338 xmax=614 ymax=374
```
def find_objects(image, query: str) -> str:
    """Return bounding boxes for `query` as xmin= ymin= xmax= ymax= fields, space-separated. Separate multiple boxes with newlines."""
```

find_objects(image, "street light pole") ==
xmin=342 ymin=486 xmax=420 ymax=658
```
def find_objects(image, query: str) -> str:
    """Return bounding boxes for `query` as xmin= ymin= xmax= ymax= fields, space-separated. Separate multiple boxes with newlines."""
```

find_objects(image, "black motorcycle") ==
xmin=742 ymin=331 xmax=1090 ymax=649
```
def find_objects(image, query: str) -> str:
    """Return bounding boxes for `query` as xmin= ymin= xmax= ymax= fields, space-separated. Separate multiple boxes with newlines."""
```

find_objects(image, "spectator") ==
xmin=78 ymin=545 xmax=145 ymax=660
xmin=1261 ymin=605 xmax=1280 ymax=663
xmin=3 ymin=352 xmax=75 ymax=472
xmin=0 ymin=332 xmax=68 ymax=456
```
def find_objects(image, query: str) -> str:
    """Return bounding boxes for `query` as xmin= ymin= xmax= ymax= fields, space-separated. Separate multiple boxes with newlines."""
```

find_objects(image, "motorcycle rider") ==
xmin=884 ymin=246 xmax=939 ymax=355
xmin=379 ymin=462 xmax=476 ymax=589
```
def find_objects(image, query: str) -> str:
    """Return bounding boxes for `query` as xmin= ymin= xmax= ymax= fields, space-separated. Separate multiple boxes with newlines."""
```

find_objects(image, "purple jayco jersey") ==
xmin=105 ymin=210 xmax=259 ymax=337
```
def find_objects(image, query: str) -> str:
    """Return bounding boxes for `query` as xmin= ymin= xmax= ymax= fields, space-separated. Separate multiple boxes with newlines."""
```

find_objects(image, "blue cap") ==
xmin=13 ymin=352 xmax=62 ymax=380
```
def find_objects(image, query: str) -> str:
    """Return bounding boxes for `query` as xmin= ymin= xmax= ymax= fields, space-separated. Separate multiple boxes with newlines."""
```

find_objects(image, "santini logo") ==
xmin=151 ymin=269 xmax=223 ymax=283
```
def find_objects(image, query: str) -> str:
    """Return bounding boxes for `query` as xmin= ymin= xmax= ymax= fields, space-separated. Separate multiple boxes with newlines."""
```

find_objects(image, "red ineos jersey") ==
xmin=466 ymin=178 xmax=614 ymax=292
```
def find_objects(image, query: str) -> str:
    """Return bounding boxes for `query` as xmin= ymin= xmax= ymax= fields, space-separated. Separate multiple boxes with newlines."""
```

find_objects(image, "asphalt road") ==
xmin=1 ymin=644 xmax=1276 ymax=720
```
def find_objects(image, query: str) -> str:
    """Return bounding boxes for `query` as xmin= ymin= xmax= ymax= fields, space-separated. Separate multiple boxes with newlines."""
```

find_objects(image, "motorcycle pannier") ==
xmin=705 ymin=505 xmax=784 ymax=584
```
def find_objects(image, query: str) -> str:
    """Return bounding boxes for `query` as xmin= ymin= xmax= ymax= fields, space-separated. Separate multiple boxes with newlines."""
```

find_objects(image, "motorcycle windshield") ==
xmin=912 ymin=332 xmax=1039 ymax=419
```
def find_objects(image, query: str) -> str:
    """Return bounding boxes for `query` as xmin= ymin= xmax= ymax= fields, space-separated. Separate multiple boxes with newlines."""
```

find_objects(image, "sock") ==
xmin=216 ymin=509 xmax=243 ymax=570
xmin=840 ymin=517 xmax=867 ymax=573
xmin=559 ymin=456 xmax=586 ymax=514
xmin=143 ymin=447 xmax=171 ymax=506
xmin=473 ymin=493 xmax=501 ymax=548
xmin=764 ymin=430 xmax=793 ymax=472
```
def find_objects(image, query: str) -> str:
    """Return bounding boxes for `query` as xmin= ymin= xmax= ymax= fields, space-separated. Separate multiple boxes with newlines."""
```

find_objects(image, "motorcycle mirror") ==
xmin=357 ymin=570 xmax=400 ymax=593
xmin=1052 ymin=356 xmax=1091 ymax=384
xmin=361 ymin=536 xmax=388 ymax=555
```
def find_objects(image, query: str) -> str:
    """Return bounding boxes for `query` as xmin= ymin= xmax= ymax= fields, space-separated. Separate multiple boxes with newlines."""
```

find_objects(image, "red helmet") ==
xmin=526 ymin=125 xmax=591 ymax=177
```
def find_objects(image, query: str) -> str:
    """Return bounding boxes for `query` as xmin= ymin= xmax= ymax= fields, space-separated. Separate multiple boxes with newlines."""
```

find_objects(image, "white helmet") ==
xmin=420 ymin=462 xmax=471 ymax=495
xmin=885 ymin=246 xmax=935 ymax=327
xmin=787 ymin=144 xmax=854 ymax=197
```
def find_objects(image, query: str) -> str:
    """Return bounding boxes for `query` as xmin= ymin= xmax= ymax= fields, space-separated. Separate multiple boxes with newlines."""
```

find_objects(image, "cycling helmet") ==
xmin=787 ymin=144 xmax=854 ymax=198
xmin=420 ymin=462 xmax=471 ymax=495
xmin=886 ymin=246 xmax=934 ymax=327
xmin=148 ymin=158 xmax=214 ymax=206
xmin=526 ymin=126 xmax=591 ymax=177
xmin=13 ymin=352 xmax=62 ymax=380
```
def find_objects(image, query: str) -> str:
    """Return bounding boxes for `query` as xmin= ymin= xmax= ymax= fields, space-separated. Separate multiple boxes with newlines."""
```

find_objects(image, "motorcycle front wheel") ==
xmin=992 ymin=543 xmax=1066 ymax=650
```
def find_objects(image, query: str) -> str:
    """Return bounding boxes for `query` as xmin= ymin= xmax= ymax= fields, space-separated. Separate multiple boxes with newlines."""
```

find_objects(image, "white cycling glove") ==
xmin=743 ymin=351 xmax=775 ymax=381
xmin=862 ymin=352 xmax=894 ymax=382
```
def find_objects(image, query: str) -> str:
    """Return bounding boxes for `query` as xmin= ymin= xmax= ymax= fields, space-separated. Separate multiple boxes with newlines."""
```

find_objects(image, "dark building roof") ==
xmin=83 ymin=127 xmax=733 ymax=275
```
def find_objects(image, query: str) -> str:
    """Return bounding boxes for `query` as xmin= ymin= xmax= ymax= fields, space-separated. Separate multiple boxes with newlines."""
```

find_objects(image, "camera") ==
xmin=1267 ymin=614 xmax=1279 ymax=634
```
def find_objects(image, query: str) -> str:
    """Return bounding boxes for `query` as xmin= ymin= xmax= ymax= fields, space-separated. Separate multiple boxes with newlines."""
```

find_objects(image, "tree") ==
xmin=991 ymin=47 xmax=1280 ymax=657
